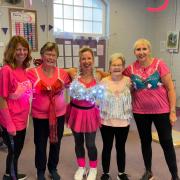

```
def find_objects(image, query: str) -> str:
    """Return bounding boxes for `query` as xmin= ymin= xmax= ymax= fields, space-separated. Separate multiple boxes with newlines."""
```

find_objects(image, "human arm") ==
xmin=161 ymin=73 xmax=177 ymax=126
xmin=33 ymin=58 xmax=43 ymax=66
xmin=0 ymin=66 xmax=16 ymax=135
xmin=64 ymin=68 xmax=77 ymax=80
xmin=0 ymin=97 xmax=16 ymax=135
xmin=60 ymin=69 xmax=71 ymax=88
xmin=96 ymin=69 xmax=109 ymax=80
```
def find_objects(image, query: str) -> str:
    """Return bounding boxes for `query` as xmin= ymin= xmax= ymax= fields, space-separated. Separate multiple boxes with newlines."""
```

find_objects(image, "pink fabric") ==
xmin=0 ymin=108 xmax=16 ymax=133
xmin=49 ymin=91 xmax=58 ymax=143
xmin=77 ymin=158 xmax=86 ymax=167
xmin=66 ymin=79 xmax=101 ymax=133
xmin=123 ymin=58 xmax=170 ymax=114
xmin=89 ymin=160 xmax=97 ymax=168
xmin=0 ymin=65 xmax=31 ymax=131
xmin=27 ymin=66 xmax=70 ymax=119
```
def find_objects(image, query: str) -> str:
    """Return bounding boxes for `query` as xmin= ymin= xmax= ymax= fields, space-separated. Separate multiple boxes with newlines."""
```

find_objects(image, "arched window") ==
xmin=53 ymin=0 xmax=106 ymax=36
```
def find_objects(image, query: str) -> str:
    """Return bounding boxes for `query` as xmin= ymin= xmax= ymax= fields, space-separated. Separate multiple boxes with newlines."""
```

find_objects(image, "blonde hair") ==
xmin=79 ymin=47 xmax=94 ymax=61
xmin=3 ymin=35 xmax=32 ymax=69
xmin=109 ymin=53 xmax=125 ymax=67
xmin=133 ymin=38 xmax=152 ymax=51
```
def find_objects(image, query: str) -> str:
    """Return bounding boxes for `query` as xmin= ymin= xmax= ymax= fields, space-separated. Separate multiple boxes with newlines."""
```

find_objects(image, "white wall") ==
xmin=0 ymin=0 xmax=155 ymax=65
xmin=107 ymin=0 xmax=155 ymax=66
xmin=0 ymin=0 xmax=56 ymax=62
xmin=152 ymin=0 xmax=180 ymax=105
xmin=1 ymin=0 xmax=180 ymax=104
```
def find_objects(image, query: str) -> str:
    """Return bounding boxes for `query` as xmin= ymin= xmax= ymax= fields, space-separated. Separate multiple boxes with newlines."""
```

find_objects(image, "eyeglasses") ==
xmin=44 ymin=53 xmax=57 ymax=58
xmin=111 ymin=64 xmax=123 ymax=67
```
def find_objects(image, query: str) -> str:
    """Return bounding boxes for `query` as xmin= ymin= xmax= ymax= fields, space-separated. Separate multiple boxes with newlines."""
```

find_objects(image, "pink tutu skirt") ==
xmin=66 ymin=99 xmax=101 ymax=133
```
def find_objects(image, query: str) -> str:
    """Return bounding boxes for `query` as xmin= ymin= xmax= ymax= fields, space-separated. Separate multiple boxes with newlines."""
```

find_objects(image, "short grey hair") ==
xmin=109 ymin=53 xmax=126 ymax=67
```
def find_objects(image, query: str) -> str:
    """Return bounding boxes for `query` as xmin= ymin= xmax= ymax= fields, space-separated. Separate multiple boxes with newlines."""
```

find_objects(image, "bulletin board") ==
xmin=9 ymin=8 xmax=38 ymax=51
xmin=55 ymin=38 xmax=106 ymax=70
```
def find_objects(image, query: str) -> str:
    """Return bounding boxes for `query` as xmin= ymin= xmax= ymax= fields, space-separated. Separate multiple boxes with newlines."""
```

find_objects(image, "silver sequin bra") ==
xmin=68 ymin=79 xmax=104 ymax=103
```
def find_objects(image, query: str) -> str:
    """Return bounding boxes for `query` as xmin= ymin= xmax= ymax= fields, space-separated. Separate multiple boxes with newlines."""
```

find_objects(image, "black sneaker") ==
xmin=140 ymin=171 xmax=154 ymax=180
xmin=3 ymin=174 xmax=27 ymax=180
xmin=49 ymin=170 xmax=61 ymax=180
xmin=37 ymin=172 xmax=46 ymax=180
xmin=101 ymin=173 xmax=111 ymax=180
xmin=3 ymin=174 xmax=11 ymax=180
xmin=117 ymin=173 xmax=129 ymax=180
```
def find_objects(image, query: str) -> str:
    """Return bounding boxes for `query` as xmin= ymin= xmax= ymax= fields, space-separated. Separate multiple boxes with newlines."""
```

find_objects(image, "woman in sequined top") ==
xmin=99 ymin=53 xmax=132 ymax=180
xmin=66 ymin=47 xmax=105 ymax=180
xmin=0 ymin=36 xmax=32 ymax=180
xmin=123 ymin=38 xmax=179 ymax=180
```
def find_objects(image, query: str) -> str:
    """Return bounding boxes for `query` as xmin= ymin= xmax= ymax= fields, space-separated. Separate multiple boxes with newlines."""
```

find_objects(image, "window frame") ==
xmin=53 ymin=0 xmax=107 ymax=37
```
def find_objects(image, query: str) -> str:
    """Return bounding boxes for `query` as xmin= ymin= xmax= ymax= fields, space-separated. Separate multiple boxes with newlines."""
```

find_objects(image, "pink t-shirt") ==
xmin=0 ymin=65 xmax=32 ymax=131
xmin=123 ymin=58 xmax=170 ymax=114
xmin=27 ymin=65 xmax=70 ymax=119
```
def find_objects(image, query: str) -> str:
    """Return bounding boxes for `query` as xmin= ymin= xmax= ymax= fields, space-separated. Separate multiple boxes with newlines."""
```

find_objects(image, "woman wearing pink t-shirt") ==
xmin=27 ymin=42 xmax=70 ymax=180
xmin=0 ymin=36 xmax=32 ymax=180
xmin=123 ymin=39 xmax=179 ymax=180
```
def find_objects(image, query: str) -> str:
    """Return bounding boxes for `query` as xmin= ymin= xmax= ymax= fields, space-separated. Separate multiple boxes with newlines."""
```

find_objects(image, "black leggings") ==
xmin=134 ymin=113 xmax=178 ymax=178
xmin=100 ymin=125 xmax=129 ymax=173
xmin=2 ymin=127 xmax=26 ymax=177
xmin=73 ymin=131 xmax=97 ymax=161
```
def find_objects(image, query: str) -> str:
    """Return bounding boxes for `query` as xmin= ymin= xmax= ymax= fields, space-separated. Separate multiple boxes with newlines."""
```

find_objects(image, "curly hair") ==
xmin=3 ymin=35 xmax=32 ymax=69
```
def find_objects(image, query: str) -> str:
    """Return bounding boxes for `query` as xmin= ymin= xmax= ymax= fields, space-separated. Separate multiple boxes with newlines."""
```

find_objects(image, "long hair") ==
xmin=3 ymin=35 xmax=32 ymax=69
xmin=78 ymin=47 xmax=95 ymax=75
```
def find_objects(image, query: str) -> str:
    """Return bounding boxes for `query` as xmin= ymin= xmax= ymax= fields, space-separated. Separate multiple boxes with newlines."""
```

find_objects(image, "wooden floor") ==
xmin=0 ymin=118 xmax=180 ymax=180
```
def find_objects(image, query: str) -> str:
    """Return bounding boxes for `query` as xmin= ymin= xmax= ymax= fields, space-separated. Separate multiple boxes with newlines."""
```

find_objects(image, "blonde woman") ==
xmin=66 ymin=47 xmax=105 ymax=180
xmin=123 ymin=39 xmax=179 ymax=180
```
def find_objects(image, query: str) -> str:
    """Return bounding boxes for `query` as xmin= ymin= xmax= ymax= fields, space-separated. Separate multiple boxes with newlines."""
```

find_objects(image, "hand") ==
xmin=7 ymin=123 xmax=16 ymax=136
xmin=169 ymin=112 xmax=177 ymax=126
xmin=95 ymin=71 xmax=102 ymax=81
xmin=8 ymin=130 xmax=16 ymax=136
xmin=66 ymin=68 xmax=77 ymax=80
xmin=33 ymin=58 xmax=43 ymax=66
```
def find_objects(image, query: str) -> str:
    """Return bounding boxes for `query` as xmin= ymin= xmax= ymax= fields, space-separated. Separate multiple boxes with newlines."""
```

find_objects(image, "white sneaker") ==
xmin=74 ymin=167 xmax=86 ymax=180
xmin=87 ymin=168 xmax=97 ymax=180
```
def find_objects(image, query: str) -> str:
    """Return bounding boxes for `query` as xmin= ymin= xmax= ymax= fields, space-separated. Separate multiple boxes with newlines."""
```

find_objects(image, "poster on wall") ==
xmin=55 ymin=38 xmax=106 ymax=70
xmin=166 ymin=31 xmax=179 ymax=53
xmin=9 ymin=8 xmax=38 ymax=51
